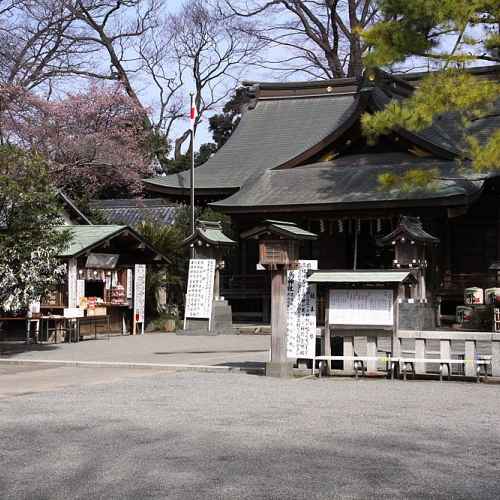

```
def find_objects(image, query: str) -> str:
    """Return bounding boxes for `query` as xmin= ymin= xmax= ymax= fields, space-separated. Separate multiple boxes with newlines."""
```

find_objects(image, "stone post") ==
xmin=343 ymin=337 xmax=354 ymax=374
xmin=366 ymin=336 xmax=378 ymax=374
xmin=492 ymin=336 xmax=500 ymax=377
xmin=464 ymin=340 xmax=476 ymax=378
xmin=440 ymin=340 xmax=451 ymax=377
xmin=415 ymin=339 xmax=426 ymax=375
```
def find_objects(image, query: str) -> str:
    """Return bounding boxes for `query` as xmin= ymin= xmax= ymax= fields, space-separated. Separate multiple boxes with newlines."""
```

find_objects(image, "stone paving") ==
xmin=0 ymin=332 xmax=270 ymax=369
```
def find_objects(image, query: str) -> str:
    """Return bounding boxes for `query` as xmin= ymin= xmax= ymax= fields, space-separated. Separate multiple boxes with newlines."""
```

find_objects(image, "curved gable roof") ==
xmin=211 ymin=153 xmax=488 ymax=212
xmin=144 ymin=93 xmax=357 ymax=193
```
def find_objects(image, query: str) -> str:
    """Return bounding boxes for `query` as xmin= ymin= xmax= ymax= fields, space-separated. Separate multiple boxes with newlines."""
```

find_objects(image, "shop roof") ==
xmin=307 ymin=270 xmax=415 ymax=284
xmin=88 ymin=198 xmax=177 ymax=226
xmin=211 ymin=153 xmax=488 ymax=213
xmin=57 ymin=225 xmax=166 ymax=261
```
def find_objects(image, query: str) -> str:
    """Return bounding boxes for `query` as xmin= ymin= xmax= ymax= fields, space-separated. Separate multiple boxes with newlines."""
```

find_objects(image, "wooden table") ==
xmin=0 ymin=317 xmax=40 ymax=344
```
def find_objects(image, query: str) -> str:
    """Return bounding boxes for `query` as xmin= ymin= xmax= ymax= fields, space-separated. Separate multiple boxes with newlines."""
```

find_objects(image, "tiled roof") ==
xmin=144 ymin=67 xmax=499 ymax=205
xmin=89 ymin=199 xmax=177 ymax=226
xmin=58 ymin=225 xmax=126 ymax=257
xmin=57 ymin=225 xmax=167 ymax=262
xmin=212 ymin=153 xmax=489 ymax=212
xmin=144 ymin=93 xmax=357 ymax=192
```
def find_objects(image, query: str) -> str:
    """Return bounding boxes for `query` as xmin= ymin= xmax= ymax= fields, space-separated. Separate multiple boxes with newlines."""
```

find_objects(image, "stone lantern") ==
xmin=241 ymin=220 xmax=317 ymax=377
xmin=376 ymin=216 xmax=439 ymax=301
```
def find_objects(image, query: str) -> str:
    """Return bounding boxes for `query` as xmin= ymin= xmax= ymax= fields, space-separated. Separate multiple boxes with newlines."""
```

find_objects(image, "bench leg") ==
xmin=439 ymin=364 xmax=444 ymax=382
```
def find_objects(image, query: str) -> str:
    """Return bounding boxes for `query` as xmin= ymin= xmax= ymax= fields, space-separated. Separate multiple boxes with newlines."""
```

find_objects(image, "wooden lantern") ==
xmin=259 ymin=239 xmax=299 ymax=267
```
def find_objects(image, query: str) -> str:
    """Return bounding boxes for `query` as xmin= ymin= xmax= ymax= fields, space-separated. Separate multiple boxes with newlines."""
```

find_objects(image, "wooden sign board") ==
xmin=329 ymin=289 xmax=394 ymax=326
xmin=286 ymin=260 xmax=318 ymax=359
xmin=184 ymin=259 xmax=216 ymax=321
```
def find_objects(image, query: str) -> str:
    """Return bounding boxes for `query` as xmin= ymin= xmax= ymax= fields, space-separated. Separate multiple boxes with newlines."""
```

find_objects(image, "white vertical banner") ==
xmin=134 ymin=264 xmax=146 ymax=325
xmin=184 ymin=259 xmax=216 ymax=320
xmin=286 ymin=260 xmax=318 ymax=359
xmin=76 ymin=279 xmax=85 ymax=306
xmin=67 ymin=258 xmax=78 ymax=308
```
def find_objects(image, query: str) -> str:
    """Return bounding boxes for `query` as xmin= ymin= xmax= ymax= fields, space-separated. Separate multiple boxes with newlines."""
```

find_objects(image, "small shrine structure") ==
xmin=183 ymin=220 xmax=237 ymax=335
xmin=241 ymin=220 xmax=317 ymax=377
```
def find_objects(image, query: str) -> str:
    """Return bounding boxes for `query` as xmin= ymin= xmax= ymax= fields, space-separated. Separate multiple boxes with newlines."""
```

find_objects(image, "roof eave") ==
xmin=60 ymin=226 xmax=168 ymax=262
xmin=183 ymin=229 xmax=237 ymax=247
xmin=211 ymin=192 xmax=476 ymax=214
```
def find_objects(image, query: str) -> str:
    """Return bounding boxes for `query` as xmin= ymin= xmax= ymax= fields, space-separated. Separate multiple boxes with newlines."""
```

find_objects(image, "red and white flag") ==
xmin=190 ymin=94 xmax=197 ymax=131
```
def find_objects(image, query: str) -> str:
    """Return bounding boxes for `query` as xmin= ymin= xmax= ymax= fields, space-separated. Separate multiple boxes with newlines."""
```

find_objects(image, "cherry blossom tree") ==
xmin=1 ymin=82 xmax=154 ymax=200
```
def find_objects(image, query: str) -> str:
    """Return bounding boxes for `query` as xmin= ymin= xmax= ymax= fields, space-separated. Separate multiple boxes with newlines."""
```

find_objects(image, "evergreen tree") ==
xmin=209 ymin=88 xmax=250 ymax=149
xmin=0 ymin=147 xmax=70 ymax=312
xmin=361 ymin=0 xmax=500 ymax=186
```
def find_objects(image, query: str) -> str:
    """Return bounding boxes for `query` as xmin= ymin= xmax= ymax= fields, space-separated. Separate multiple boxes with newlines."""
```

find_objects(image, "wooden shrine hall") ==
xmin=145 ymin=65 xmax=500 ymax=329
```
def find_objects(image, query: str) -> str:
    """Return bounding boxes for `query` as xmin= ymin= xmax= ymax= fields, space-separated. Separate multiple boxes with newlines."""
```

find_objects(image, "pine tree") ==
xmin=362 ymin=0 xmax=500 ymax=183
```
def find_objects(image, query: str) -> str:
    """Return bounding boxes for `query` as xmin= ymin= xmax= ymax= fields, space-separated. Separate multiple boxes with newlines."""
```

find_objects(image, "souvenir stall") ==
xmin=38 ymin=225 xmax=164 ymax=342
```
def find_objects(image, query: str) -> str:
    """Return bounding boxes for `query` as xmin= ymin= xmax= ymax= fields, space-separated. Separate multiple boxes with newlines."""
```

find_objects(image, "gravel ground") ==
xmin=0 ymin=372 xmax=499 ymax=500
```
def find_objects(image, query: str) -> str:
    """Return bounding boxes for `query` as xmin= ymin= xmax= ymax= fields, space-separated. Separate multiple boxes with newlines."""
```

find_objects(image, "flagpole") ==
xmin=190 ymin=92 xmax=195 ymax=239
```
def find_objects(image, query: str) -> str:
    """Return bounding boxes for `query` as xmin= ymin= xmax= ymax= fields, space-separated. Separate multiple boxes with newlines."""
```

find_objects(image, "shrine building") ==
xmin=144 ymin=66 xmax=500 ymax=327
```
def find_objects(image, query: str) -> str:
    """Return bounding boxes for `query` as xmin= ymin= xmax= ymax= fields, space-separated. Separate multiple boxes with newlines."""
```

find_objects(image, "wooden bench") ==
xmin=314 ymin=355 xmax=394 ymax=378
xmin=398 ymin=357 xmax=491 ymax=382
xmin=313 ymin=355 xmax=492 ymax=382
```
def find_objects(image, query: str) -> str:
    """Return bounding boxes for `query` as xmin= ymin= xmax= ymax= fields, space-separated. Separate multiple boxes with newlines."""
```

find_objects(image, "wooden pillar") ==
xmin=444 ymin=214 xmax=452 ymax=274
xmin=464 ymin=340 xmax=476 ymax=378
xmin=415 ymin=339 xmax=426 ymax=374
xmin=366 ymin=336 xmax=378 ymax=374
xmin=241 ymin=239 xmax=247 ymax=274
xmin=266 ymin=268 xmax=291 ymax=377
xmin=393 ymin=285 xmax=402 ymax=358
xmin=496 ymin=205 xmax=500 ymax=266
